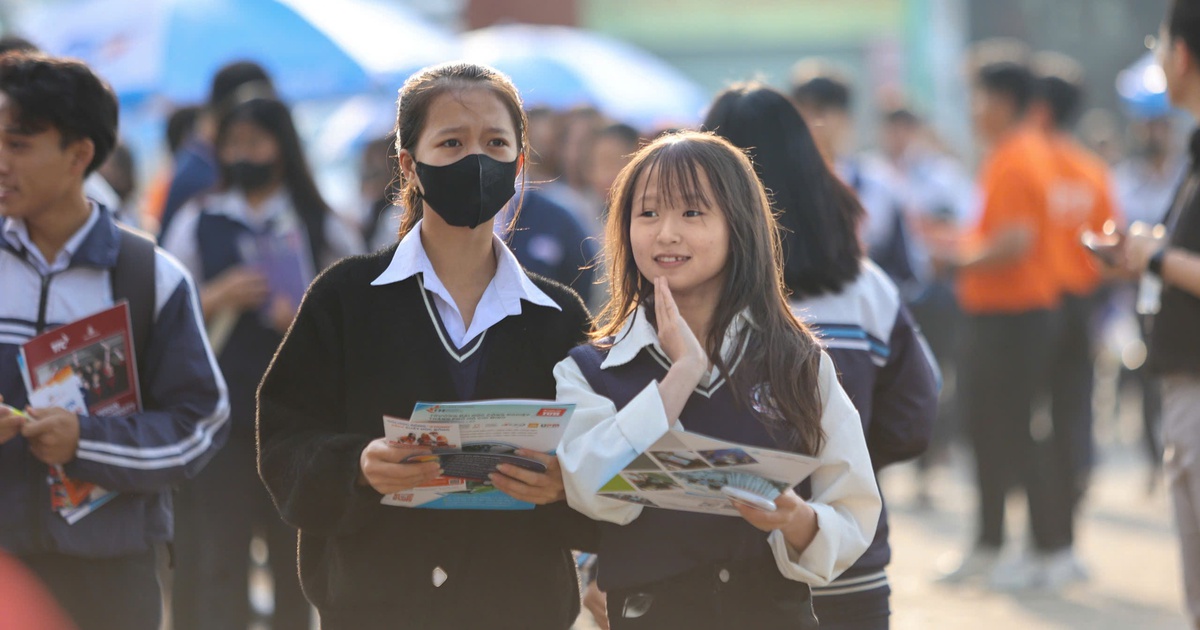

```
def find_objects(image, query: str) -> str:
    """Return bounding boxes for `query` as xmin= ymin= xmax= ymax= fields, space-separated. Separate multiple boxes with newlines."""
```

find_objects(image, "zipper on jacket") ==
xmin=35 ymin=272 xmax=53 ymax=334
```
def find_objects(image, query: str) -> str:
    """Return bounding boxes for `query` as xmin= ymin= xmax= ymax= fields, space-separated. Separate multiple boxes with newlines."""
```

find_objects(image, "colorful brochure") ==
xmin=380 ymin=400 xmax=573 ymax=510
xmin=596 ymin=429 xmax=820 ymax=517
xmin=19 ymin=302 xmax=141 ymax=524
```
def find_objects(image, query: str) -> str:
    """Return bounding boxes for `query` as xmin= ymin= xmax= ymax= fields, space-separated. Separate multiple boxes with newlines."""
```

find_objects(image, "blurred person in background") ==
xmin=501 ymin=183 xmax=598 ymax=304
xmin=1114 ymin=113 xmax=1187 ymax=476
xmin=526 ymin=106 xmax=591 ymax=222
xmin=1028 ymin=53 xmax=1120 ymax=520
xmin=1016 ymin=54 xmax=1121 ymax=588
xmin=358 ymin=134 xmax=403 ymax=251
xmin=159 ymin=61 xmax=277 ymax=237
xmin=874 ymin=106 xmax=974 ymax=509
xmin=1119 ymin=2 xmax=1200 ymax=624
xmin=558 ymin=105 xmax=606 ymax=197
xmin=707 ymin=83 xmax=939 ymax=630
xmin=96 ymin=142 xmax=137 ymax=226
xmin=582 ymin=122 xmax=640 ymax=237
xmin=162 ymin=97 xmax=363 ymax=630
xmin=141 ymin=105 xmax=202 ymax=233
xmin=791 ymin=63 xmax=920 ymax=301
xmin=934 ymin=54 xmax=1076 ymax=591
xmin=1116 ymin=115 xmax=1188 ymax=227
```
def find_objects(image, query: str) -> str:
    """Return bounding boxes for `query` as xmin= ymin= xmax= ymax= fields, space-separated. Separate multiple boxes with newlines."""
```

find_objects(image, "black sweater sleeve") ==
xmin=257 ymin=259 xmax=378 ymax=537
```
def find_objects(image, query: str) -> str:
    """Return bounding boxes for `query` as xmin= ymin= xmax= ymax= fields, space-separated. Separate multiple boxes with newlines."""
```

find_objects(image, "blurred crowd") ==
xmin=2 ymin=2 xmax=1200 ymax=628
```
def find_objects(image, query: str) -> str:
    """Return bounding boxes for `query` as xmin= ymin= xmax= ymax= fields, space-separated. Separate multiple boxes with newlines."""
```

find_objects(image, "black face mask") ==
xmin=415 ymin=154 xmax=519 ymax=229
xmin=224 ymin=160 xmax=277 ymax=193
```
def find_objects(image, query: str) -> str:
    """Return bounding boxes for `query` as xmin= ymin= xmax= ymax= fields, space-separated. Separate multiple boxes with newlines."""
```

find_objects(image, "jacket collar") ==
xmin=1 ymin=201 xmax=119 ymax=273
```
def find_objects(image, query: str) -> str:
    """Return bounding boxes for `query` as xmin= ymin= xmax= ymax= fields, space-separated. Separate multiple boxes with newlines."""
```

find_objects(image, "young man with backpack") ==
xmin=0 ymin=52 xmax=229 ymax=630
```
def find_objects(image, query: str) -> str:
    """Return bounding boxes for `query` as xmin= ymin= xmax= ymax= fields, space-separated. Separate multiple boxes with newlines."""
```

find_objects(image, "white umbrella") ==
xmin=462 ymin=24 xmax=707 ymax=131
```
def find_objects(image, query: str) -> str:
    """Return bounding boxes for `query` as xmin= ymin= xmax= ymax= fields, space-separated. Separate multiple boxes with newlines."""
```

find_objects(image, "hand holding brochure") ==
xmin=596 ymin=429 xmax=820 ymax=516
xmin=18 ymin=303 xmax=141 ymax=524
xmin=380 ymin=400 xmax=574 ymax=510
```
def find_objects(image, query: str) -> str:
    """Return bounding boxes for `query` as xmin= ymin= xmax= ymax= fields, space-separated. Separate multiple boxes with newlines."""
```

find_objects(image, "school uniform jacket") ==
xmin=257 ymin=242 xmax=598 ymax=630
xmin=0 ymin=204 xmax=229 ymax=558
xmin=793 ymin=260 xmax=939 ymax=604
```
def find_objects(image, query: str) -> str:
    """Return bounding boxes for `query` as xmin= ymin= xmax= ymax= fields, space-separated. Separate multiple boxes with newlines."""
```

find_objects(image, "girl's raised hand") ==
xmin=653 ymin=276 xmax=707 ymax=371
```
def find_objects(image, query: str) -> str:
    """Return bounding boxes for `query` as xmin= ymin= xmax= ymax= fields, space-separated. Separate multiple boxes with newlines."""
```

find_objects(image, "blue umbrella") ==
xmin=1117 ymin=51 xmax=1174 ymax=119
xmin=16 ymin=0 xmax=459 ymax=105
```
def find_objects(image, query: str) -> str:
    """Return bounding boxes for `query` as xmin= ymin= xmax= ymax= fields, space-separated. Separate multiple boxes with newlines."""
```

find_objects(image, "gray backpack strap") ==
xmin=113 ymin=225 xmax=157 ymax=382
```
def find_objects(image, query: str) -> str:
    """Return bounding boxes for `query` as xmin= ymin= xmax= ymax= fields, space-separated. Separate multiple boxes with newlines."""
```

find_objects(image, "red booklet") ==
xmin=19 ymin=302 xmax=141 ymax=524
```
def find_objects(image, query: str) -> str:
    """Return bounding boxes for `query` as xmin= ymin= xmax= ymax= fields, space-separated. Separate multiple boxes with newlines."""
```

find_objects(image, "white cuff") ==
xmin=613 ymin=382 xmax=671 ymax=454
xmin=768 ymin=502 xmax=841 ymax=587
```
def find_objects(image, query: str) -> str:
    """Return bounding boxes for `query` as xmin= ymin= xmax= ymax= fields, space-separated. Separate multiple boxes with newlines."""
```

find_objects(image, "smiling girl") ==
xmin=556 ymin=132 xmax=881 ymax=629
xmin=256 ymin=63 xmax=596 ymax=629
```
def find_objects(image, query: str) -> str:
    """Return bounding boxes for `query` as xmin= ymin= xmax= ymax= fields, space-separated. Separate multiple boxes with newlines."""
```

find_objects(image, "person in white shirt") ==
xmin=556 ymin=131 xmax=881 ymax=630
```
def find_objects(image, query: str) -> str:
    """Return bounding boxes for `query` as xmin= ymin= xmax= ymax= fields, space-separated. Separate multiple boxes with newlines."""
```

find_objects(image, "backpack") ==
xmin=112 ymin=225 xmax=157 ymax=397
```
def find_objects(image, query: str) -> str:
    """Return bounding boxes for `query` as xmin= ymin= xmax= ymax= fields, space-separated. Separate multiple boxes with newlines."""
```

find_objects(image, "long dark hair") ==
xmin=216 ymin=97 xmax=330 ymax=263
xmin=392 ymin=62 xmax=528 ymax=241
xmin=704 ymin=84 xmax=863 ymax=298
xmin=596 ymin=131 xmax=825 ymax=454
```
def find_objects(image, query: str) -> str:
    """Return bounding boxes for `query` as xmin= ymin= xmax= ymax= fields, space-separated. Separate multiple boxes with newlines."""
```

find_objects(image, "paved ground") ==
xmin=883 ymin=449 xmax=1186 ymax=630
xmin=576 ymin=440 xmax=1189 ymax=630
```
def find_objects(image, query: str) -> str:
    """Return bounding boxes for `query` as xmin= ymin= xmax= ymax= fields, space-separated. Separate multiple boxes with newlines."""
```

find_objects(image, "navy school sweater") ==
xmin=569 ymin=342 xmax=815 ymax=591
xmin=256 ymin=245 xmax=598 ymax=630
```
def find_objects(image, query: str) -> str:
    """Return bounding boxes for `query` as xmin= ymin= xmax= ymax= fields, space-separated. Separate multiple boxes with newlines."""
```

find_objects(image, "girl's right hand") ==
xmin=653 ymin=276 xmax=707 ymax=373
xmin=358 ymin=438 xmax=443 ymax=495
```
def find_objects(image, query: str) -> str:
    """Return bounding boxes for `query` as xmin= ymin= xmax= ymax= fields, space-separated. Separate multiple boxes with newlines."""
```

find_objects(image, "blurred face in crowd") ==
xmin=359 ymin=143 xmax=393 ymax=204
xmin=971 ymin=85 xmax=1018 ymax=147
xmin=881 ymin=120 xmax=919 ymax=162
xmin=526 ymin=110 xmax=563 ymax=178
xmin=629 ymin=165 xmax=729 ymax=301
xmin=1136 ymin=116 xmax=1176 ymax=159
xmin=218 ymin=119 xmax=283 ymax=193
xmin=0 ymin=93 xmax=93 ymax=221
xmin=587 ymin=133 xmax=636 ymax=201
xmin=560 ymin=109 xmax=603 ymax=189
xmin=795 ymin=104 xmax=851 ymax=164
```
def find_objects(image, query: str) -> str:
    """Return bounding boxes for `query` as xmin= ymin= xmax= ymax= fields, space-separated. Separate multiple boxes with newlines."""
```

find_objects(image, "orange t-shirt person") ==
xmin=1045 ymin=137 xmax=1120 ymax=296
xmin=957 ymin=127 xmax=1062 ymax=314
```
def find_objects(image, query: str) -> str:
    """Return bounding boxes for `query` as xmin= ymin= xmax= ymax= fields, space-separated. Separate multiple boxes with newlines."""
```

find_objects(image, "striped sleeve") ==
xmin=64 ymin=249 xmax=230 ymax=492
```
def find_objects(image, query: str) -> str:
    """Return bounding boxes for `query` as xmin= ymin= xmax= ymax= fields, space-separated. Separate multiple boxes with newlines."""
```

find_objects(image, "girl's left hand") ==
xmin=733 ymin=488 xmax=816 ymax=536
xmin=489 ymin=450 xmax=567 ymax=504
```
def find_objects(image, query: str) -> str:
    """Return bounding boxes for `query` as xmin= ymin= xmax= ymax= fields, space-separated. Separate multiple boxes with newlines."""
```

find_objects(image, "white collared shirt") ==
xmin=371 ymin=219 xmax=561 ymax=349
xmin=2 ymin=201 xmax=100 ymax=275
xmin=554 ymin=307 xmax=881 ymax=587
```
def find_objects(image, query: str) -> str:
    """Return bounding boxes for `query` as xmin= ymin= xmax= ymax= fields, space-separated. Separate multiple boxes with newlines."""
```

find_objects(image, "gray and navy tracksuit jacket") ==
xmin=0 ymin=204 xmax=229 ymax=558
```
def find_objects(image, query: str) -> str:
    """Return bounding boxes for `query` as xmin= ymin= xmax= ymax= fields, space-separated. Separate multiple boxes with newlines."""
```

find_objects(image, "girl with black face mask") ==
xmin=255 ymin=62 xmax=598 ymax=629
xmin=160 ymin=97 xmax=364 ymax=630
